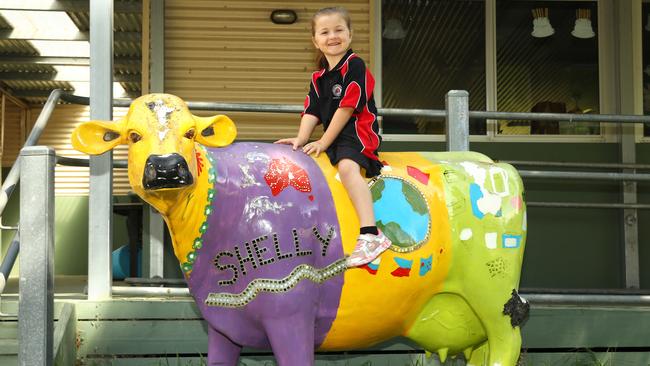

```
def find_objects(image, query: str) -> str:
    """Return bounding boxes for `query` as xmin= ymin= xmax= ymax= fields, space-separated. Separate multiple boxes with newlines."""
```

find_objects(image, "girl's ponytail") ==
xmin=315 ymin=50 xmax=327 ymax=69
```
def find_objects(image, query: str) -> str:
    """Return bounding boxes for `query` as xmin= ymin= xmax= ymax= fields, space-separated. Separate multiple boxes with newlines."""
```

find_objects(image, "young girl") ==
xmin=275 ymin=6 xmax=391 ymax=267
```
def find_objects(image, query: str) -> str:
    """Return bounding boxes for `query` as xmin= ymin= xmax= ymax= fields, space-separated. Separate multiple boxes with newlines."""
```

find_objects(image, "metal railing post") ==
xmin=88 ymin=0 xmax=114 ymax=300
xmin=445 ymin=90 xmax=469 ymax=151
xmin=143 ymin=206 xmax=165 ymax=278
xmin=18 ymin=146 xmax=55 ymax=366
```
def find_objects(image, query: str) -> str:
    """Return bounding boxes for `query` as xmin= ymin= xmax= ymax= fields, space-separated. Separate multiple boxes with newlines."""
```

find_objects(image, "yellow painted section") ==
xmin=70 ymin=94 xmax=235 ymax=273
xmin=164 ymin=146 xmax=211 ymax=272
xmin=315 ymin=152 xmax=452 ymax=350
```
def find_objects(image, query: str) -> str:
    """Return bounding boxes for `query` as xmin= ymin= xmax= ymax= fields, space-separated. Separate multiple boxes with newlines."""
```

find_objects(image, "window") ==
xmin=381 ymin=0 xmax=486 ymax=135
xmin=643 ymin=1 xmax=650 ymax=136
xmin=496 ymin=1 xmax=599 ymax=135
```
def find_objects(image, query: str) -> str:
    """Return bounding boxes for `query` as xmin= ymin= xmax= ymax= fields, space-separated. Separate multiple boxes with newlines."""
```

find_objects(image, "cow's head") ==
xmin=71 ymin=93 xmax=236 ymax=213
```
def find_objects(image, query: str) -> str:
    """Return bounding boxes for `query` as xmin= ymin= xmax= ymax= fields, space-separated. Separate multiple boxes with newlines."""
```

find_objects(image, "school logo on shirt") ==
xmin=332 ymin=84 xmax=343 ymax=98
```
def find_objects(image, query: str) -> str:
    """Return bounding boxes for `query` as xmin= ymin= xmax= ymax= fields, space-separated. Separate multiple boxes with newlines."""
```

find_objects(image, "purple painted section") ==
xmin=187 ymin=142 xmax=344 ymax=349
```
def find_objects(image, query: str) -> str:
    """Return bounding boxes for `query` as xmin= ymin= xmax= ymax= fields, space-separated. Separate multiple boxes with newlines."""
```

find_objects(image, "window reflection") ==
xmin=381 ymin=0 xmax=486 ymax=135
xmin=496 ymin=1 xmax=599 ymax=135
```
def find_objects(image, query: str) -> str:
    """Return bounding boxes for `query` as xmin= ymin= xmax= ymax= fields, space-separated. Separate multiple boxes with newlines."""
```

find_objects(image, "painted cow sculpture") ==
xmin=71 ymin=94 xmax=528 ymax=366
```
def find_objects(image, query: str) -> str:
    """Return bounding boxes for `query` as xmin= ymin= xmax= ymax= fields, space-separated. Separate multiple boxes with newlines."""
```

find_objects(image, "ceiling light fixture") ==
xmin=531 ymin=8 xmax=554 ymax=38
xmin=383 ymin=18 xmax=406 ymax=39
xmin=571 ymin=8 xmax=595 ymax=39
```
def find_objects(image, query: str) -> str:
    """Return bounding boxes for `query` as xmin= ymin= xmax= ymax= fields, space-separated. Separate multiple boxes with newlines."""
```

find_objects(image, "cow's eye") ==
xmin=129 ymin=132 xmax=142 ymax=143
xmin=184 ymin=128 xmax=196 ymax=139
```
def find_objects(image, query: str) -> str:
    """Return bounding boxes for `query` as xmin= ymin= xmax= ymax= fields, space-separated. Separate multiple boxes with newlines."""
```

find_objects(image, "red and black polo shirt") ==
xmin=302 ymin=49 xmax=381 ymax=162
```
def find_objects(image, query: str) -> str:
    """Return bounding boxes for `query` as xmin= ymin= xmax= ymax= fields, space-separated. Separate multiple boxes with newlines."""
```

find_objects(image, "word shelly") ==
xmin=214 ymin=226 xmax=335 ymax=286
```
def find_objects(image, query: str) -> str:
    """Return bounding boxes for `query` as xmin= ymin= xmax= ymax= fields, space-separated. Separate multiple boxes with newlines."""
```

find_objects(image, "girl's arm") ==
xmin=274 ymin=113 xmax=319 ymax=150
xmin=302 ymin=107 xmax=353 ymax=156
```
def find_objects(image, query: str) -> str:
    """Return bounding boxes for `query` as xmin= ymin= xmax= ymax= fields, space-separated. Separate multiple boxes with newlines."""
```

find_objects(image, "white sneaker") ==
xmin=346 ymin=230 xmax=392 ymax=268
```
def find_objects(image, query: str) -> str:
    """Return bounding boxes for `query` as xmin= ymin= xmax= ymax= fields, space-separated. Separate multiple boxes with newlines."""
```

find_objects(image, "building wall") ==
xmin=164 ymin=0 xmax=373 ymax=140
xmin=25 ymin=105 xmax=132 ymax=195
xmin=4 ymin=1 xmax=648 ymax=291
xmin=2 ymin=96 xmax=25 ymax=167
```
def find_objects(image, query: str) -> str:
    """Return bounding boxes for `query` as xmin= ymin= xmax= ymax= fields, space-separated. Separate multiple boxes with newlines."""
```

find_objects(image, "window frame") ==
xmin=377 ymin=0 xmax=629 ymax=144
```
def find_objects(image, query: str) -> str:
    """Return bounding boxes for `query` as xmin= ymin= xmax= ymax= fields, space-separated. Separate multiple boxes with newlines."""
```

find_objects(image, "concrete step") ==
xmin=0 ymin=339 xmax=18 ymax=355
xmin=0 ymin=322 xmax=17 ymax=339
xmin=0 ymin=322 xmax=18 ymax=359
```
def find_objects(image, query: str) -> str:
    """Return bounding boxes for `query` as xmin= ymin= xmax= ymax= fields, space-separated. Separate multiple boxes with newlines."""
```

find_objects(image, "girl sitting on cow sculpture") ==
xmin=275 ymin=6 xmax=391 ymax=267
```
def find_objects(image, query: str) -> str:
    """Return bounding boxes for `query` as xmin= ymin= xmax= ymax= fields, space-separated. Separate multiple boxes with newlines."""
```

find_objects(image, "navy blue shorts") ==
xmin=326 ymin=144 xmax=383 ymax=178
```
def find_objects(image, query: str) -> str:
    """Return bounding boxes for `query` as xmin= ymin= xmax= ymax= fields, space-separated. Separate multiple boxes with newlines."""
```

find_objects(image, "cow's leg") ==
xmin=468 ymin=295 xmax=522 ymax=366
xmin=207 ymin=325 xmax=242 ymax=366
xmin=263 ymin=315 xmax=315 ymax=366
xmin=466 ymin=342 xmax=488 ymax=366
xmin=485 ymin=325 xmax=521 ymax=366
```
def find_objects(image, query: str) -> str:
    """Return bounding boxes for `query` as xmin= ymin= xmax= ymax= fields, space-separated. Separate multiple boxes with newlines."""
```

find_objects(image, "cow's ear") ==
xmin=71 ymin=119 xmax=126 ymax=155
xmin=194 ymin=114 xmax=237 ymax=147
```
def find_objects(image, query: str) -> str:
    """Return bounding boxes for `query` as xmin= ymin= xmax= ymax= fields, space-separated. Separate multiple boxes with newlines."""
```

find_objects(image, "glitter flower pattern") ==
xmin=263 ymin=157 xmax=312 ymax=196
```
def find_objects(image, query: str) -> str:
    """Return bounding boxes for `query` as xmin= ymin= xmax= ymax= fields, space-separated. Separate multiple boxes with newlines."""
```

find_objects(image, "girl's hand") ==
xmin=274 ymin=137 xmax=304 ymax=151
xmin=302 ymin=140 xmax=326 ymax=157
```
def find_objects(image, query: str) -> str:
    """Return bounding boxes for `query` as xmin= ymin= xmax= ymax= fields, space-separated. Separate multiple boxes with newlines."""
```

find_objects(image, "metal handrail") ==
xmin=519 ymin=170 xmax=650 ymax=181
xmin=60 ymin=93 xmax=650 ymax=123
xmin=0 ymin=89 xmax=62 ymax=215
xmin=56 ymin=155 xmax=127 ymax=169
xmin=55 ymin=92 xmax=650 ymax=215
xmin=527 ymin=202 xmax=650 ymax=209
xmin=11 ymin=90 xmax=648 ymax=305
xmin=503 ymin=160 xmax=650 ymax=170
xmin=470 ymin=110 xmax=650 ymax=124
xmin=108 ymin=286 xmax=650 ymax=306
xmin=0 ymin=89 xmax=63 ymax=294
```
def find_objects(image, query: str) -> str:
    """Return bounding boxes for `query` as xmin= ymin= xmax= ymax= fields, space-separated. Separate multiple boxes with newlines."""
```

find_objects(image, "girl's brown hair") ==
xmin=311 ymin=7 xmax=352 ymax=69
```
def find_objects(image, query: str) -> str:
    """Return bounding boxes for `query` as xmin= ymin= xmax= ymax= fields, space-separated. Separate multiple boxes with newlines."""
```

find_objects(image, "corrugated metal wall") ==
xmin=8 ymin=1 xmax=372 ymax=196
xmin=165 ymin=0 xmax=372 ymax=140
xmin=29 ymin=105 xmax=131 ymax=196
xmin=2 ymin=96 xmax=24 ymax=166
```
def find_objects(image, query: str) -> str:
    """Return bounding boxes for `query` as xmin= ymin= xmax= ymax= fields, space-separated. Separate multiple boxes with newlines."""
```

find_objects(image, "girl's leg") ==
xmin=338 ymin=159 xmax=391 ymax=267
xmin=337 ymin=159 xmax=375 ymax=227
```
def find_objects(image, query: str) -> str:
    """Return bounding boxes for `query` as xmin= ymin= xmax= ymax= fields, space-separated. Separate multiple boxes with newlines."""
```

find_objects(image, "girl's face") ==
xmin=312 ymin=14 xmax=352 ymax=61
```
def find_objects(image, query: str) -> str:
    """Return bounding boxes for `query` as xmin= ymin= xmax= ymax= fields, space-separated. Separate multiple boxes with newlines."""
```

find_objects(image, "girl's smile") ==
xmin=312 ymin=14 xmax=352 ymax=68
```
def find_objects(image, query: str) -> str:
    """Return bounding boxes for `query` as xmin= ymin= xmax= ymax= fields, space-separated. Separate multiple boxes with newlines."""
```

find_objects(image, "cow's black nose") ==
xmin=142 ymin=153 xmax=194 ymax=190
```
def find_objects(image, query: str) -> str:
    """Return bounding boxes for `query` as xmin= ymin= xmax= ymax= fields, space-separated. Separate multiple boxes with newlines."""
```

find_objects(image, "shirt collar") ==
xmin=325 ymin=49 xmax=355 ymax=73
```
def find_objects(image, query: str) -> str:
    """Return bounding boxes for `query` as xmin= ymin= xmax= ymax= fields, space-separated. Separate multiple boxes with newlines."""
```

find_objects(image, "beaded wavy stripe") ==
xmin=205 ymin=258 xmax=347 ymax=308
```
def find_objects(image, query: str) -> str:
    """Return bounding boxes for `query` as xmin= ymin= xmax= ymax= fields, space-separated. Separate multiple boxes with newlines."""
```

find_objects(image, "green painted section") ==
xmin=405 ymin=156 xmax=526 ymax=363
xmin=80 ymin=354 xmax=452 ymax=366
xmin=0 ymin=339 xmax=17 ymax=355
xmin=3 ymin=299 xmax=650 ymax=364
xmin=407 ymin=293 xmax=485 ymax=356
xmin=522 ymin=305 xmax=650 ymax=348
xmin=0 ymin=321 xmax=17 ymax=340
xmin=0 ymin=355 xmax=17 ymax=365
xmin=522 ymin=352 xmax=650 ymax=366
xmin=53 ymin=303 xmax=77 ymax=366
xmin=0 ymin=321 xmax=16 ymax=365
xmin=384 ymin=141 xmax=645 ymax=290
xmin=76 ymin=319 xmax=206 ymax=356
xmin=0 ymin=187 xmax=133 ymax=277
